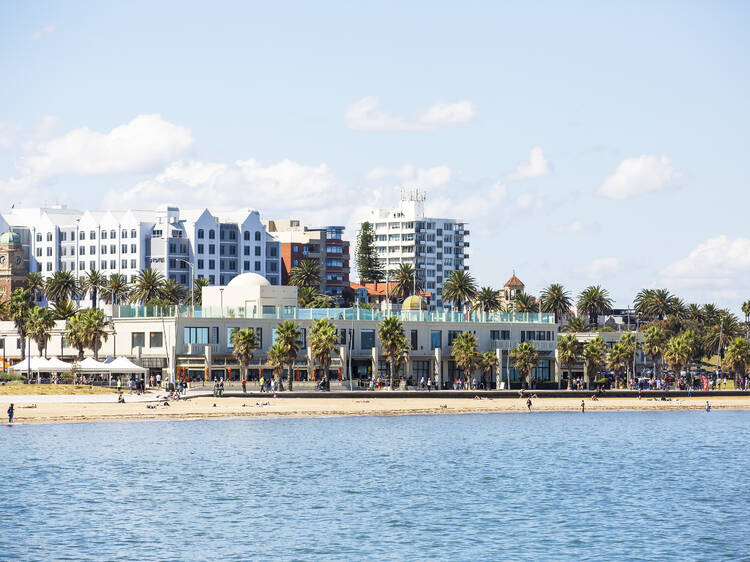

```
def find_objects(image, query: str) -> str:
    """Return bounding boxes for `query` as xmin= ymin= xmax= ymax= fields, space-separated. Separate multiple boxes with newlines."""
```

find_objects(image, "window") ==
xmin=448 ymin=330 xmax=462 ymax=346
xmin=90 ymin=231 xmax=96 ymax=239
xmin=130 ymin=244 xmax=136 ymax=253
xmin=110 ymin=245 xmax=116 ymax=254
xmin=89 ymin=261 xmax=95 ymax=269
xmin=122 ymin=230 xmax=127 ymax=238
xmin=244 ymin=261 xmax=250 ymax=271
xmin=121 ymin=260 xmax=127 ymax=269
xmin=130 ymin=259 xmax=136 ymax=269
xmin=60 ymin=232 xmax=67 ymax=241
xmin=360 ymin=329 xmax=375 ymax=351
xmin=411 ymin=330 xmax=418 ymax=350
xmin=490 ymin=330 xmax=510 ymax=341
xmin=149 ymin=332 xmax=163 ymax=348
xmin=210 ymin=327 xmax=219 ymax=344
xmin=122 ymin=244 xmax=127 ymax=253
xmin=243 ymin=231 xmax=250 ymax=241
xmin=131 ymin=229 xmax=137 ymax=238
xmin=101 ymin=261 xmax=107 ymax=270
xmin=184 ymin=327 xmax=209 ymax=344
xmin=46 ymin=247 xmax=52 ymax=257
xmin=226 ymin=327 xmax=240 ymax=348
xmin=254 ymin=261 xmax=261 ymax=271
xmin=209 ymin=244 xmax=215 ymax=254
xmin=79 ymin=261 xmax=85 ymax=270
xmin=198 ymin=229 xmax=205 ymax=239
xmin=131 ymin=332 xmax=145 ymax=348
xmin=198 ymin=259 xmax=204 ymax=269
xmin=46 ymin=232 xmax=53 ymax=242
xmin=220 ymin=230 xmax=226 ymax=241
xmin=229 ymin=246 xmax=236 ymax=256
xmin=79 ymin=232 xmax=85 ymax=240
xmin=102 ymin=231 xmax=107 ymax=240
xmin=413 ymin=360 xmax=429 ymax=379
xmin=36 ymin=248 xmax=41 ymax=257
xmin=254 ymin=246 xmax=261 ymax=256
xmin=209 ymin=229 xmax=215 ymax=239
xmin=268 ymin=246 xmax=278 ymax=258
xmin=198 ymin=244 xmax=204 ymax=254
xmin=209 ymin=259 xmax=215 ymax=269
xmin=430 ymin=330 xmax=442 ymax=350
xmin=254 ymin=231 xmax=261 ymax=241
xmin=229 ymin=231 xmax=236 ymax=241
xmin=255 ymin=327 xmax=263 ymax=348
xmin=35 ymin=233 xmax=42 ymax=242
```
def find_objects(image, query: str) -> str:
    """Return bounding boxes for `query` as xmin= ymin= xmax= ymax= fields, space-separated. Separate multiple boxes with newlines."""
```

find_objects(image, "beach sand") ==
xmin=5 ymin=394 xmax=750 ymax=425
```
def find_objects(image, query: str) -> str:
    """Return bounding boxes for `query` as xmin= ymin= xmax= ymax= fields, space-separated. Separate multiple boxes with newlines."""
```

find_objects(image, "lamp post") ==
xmin=219 ymin=287 xmax=224 ymax=318
xmin=175 ymin=258 xmax=195 ymax=308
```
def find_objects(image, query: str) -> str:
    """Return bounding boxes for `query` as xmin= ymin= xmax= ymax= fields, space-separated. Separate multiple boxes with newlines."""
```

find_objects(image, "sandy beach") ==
xmin=3 ymin=394 xmax=750 ymax=425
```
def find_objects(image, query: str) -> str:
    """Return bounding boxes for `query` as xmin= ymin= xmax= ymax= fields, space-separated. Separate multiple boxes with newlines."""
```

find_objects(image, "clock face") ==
xmin=0 ymin=256 xmax=5 ymax=265
xmin=15 ymin=256 xmax=21 ymax=264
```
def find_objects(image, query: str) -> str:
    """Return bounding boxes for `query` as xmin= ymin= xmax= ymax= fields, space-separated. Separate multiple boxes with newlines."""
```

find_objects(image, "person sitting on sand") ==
xmin=118 ymin=393 xmax=125 ymax=403
xmin=590 ymin=395 xmax=598 ymax=401
xmin=519 ymin=389 xmax=526 ymax=398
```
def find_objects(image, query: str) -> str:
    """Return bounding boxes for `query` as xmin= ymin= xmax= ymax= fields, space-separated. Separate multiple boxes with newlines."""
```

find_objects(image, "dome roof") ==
xmin=225 ymin=272 xmax=271 ymax=289
xmin=0 ymin=230 xmax=21 ymax=245
xmin=402 ymin=295 xmax=427 ymax=310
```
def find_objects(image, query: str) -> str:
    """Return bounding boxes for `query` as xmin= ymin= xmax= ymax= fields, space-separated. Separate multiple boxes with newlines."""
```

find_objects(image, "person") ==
xmin=581 ymin=400 xmax=585 ymax=413
xmin=7 ymin=403 xmax=14 ymax=424
xmin=156 ymin=373 xmax=162 ymax=388
xmin=419 ymin=376 xmax=425 ymax=390
xmin=128 ymin=377 xmax=134 ymax=395
xmin=705 ymin=400 xmax=711 ymax=412
xmin=526 ymin=397 xmax=532 ymax=411
xmin=426 ymin=378 xmax=432 ymax=392
xmin=259 ymin=375 xmax=265 ymax=392
xmin=116 ymin=378 xmax=122 ymax=393
xmin=117 ymin=393 xmax=125 ymax=403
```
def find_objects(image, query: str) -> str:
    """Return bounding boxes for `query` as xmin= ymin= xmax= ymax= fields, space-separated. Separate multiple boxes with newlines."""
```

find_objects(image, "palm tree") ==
xmin=79 ymin=308 xmax=111 ymax=360
xmin=540 ymin=283 xmax=572 ymax=324
xmin=389 ymin=263 xmax=422 ymax=300
xmin=191 ymin=277 xmax=210 ymax=305
xmin=50 ymin=299 xmax=78 ymax=320
xmin=557 ymin=334 xmax=581 ymax=390
xmin=231 ymin=328 xmax=258 ymax=383
xmin=267 ymin=342 xmax=288 ymax=391
xmin=309 ymin=318 xmax=339 ymax=387
xmin=9 ymin=288 xmax=32 ymax=360
xmin=26 ymin=306 xmax=55 ymax=358
xmin=704 ymin=311 xmax=742 ymax=358
xmin=275 ymin=320 xmax=301 ymax=391
xmin=512 ymin=292 xmax=538 ymax=313
xmin=129 ymin=269 xmax=166 ymax=304
xmin=619 ymin=332 xmax=637 ymax=387
xmin=45 ymin=270 xmax=79 ymax=304
xmin=378 ymin=316 xmax=406 ymax=389
xmin=577 ymin=285 xmax=613 ymax=327
xmin=642 ymin=326 xmax=667 ymax=380
xmin=479 ymin=350 xmax=499 ymax=389
xmin=162 ymin=279 xmax=188 ymax=305
xmin=685 ymin=303 xmax=704 ymax=323
xmin=702 ymin=304 xmax=720 ymax=326
xmin=562 ymin=316 xmax=586 ymax=333
xmin=607 ymin=341 xmax=630 ymax=389
xmin=65 ymin=314 xmax=87 ymax=360
xmin=297 ymin=286 xmax=320 ymax=308
xmin=724 ymin=337 xmax=750 ymax=385
xmin=472 ymin=287 xmax=502 ymax=313
xmin=451 ymin=332 xmax=479 ymax=389
xmin=509 ymin=341 xmax=538 ymax=389
xmin=0 ymin=298 xmax=8 ymax=321
xmin=307 ymin=295 xmax=335 ymax=309
xmin=582 ymin=336 xmax=606 ymax=388
xmin=664 ymin=335 xmax=690 ymax=387
xmin=104 ymin=273 xmax=130 ymax=305
xmin=442 ymin=270 xmax=478 ymax=312
xmin=80 ymin=268 xmax=107 ymax=309
xmin=634 ymin=288 xmax=682 ymax=320
xmin=26 ymin=272 xmax=44 ymax=302
xmin=289 ymin=259 xmax=321 ymax=288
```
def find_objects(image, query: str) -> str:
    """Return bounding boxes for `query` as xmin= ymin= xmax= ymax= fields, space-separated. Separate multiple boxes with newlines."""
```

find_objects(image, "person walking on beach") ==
xmin=581 ymin=400 xmax=585 ymax=413
xmin=705 ymin=401 xmax=711 ymax=412
xmin=526 ymin=398 xmax=532 ymax=411
xmin=116 ymin=377 xmax=122 ymax=394
xmin=7 ymin=403 xmax=14 ymax=424
xmin=242 ymin=378 xmax=247 ymax=393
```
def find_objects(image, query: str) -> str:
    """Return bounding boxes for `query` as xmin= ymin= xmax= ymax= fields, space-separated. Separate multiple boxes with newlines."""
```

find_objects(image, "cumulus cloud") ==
xmin=661 ymin=236 xmax=750 ymax=292
xmin=19 ymin=114 xmax=193 ymax=179
xmin=599 ymin=155 xmax=680 ymax=199
xmin=586 ymin=257 xmax=621 ymax=277
xmin=366 ymin=164 xmax=452 ymax=188
xmin=346 ymin=97 xmax=475 ymax=132
xmin=509 ymin=147 xmax=550 ymax=180
xmin=32 ymin=25 xmax=55 ymax=40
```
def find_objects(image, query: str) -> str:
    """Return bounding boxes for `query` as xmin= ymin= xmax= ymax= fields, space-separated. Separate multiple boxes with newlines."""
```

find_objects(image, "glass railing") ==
xmin=115 ymin=305 xmax=556 ymax=324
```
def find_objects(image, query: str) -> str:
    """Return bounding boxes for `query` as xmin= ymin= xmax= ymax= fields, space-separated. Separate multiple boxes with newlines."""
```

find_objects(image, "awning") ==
xmin=76 ymin=357 xmax=110 ymax=373
xmin=107 ymin=357 xmax=148 ymax=373
xmin=44 ymin=357 xmax=74 ymax=372
xmin=8 ymin=357 xmax=50 ymax=372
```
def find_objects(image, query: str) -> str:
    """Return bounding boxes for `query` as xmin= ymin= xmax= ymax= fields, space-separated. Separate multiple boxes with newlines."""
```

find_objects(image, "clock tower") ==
xmin=0 ymin=230 xmax=27 ymax=300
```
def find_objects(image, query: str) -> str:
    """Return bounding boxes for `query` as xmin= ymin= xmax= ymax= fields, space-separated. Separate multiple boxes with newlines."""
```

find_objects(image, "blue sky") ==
xmin=1 ymin=1 xmax=749 ymax=312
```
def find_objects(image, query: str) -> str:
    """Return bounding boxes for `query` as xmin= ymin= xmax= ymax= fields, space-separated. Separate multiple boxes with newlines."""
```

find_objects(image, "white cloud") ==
xmin=515 ymin=192 xmax=543 ymax=210
xmin=509 ymin=147 xmax=550 ymax=180
xmin=586 ymin=257 xmax=621 ymax=277
xmin=346 ymin=97 xmax=475 ymax=132
xmin=0 ymin=122 xmax=21 ymax=149
xmin=19 ymin=114 xmax=193 ymax=180
xmin=553 ymin=220 xmax=583 ymax=233
xmin=599 ymin=155 xmax=680 ymax=199
xmin=661 ymin=236 xmax=750 ymax=293
xmin=32 ymin=25 xmax=55 ymax=40
xmin=366 ymin=164 xmax=452 ymax=188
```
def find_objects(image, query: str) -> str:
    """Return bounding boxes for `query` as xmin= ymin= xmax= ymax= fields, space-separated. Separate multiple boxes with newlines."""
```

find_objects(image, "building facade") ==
xmin=364 ymin=189 xmax=469 ymax=311
xmin=0 ymin=230 xmax=27 ymax=300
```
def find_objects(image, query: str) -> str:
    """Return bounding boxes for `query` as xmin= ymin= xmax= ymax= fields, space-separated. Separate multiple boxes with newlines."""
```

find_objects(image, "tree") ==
xmin=642 ymin=326 xmax=667 ymax=380
xmin=742 ymin=300 xmax=750 ymax=339
xmin=307 ymin=295 xmax=335 ymax=309
xmin=582 ymin=336 xmax=606 ymax=387
xmin=618 ymin=332 xmax=637 ymax=387
xmin=289 ymin=259 xmax=322 ymax=289
xmin=297 ymin=286 xmax=320 ymax=308
xmin=378 ymin=316 xmax=406 ymax=389
xmin=26 ymin=306 xmax=55 ymax=358
xmin=557 ymin=334 xmax=581 ymax=390
xmin=473 ymin=287 xmax=501 ymax=313
xmin=80 ymin=268 xmax=107 ymax=309
xmin=607 ymin=341 xmax=630 ymax=389
xmin=704 ymin=310 xmax=742 ymax=358
xmin=275 ymin=320 xmax=301 ymax=391
xmin=540 ymin=283 xmax=572 ymax=324
xmin=45 ymin=270 xmax=79 ymax=304
xmin=724 ymin=337 xmax=750 ymax=385
xmin=26 ymin=272 xmax=44 ymax=302
xmin=479 ymin=351 xmax=499 ymax=389
xmin=442 ymin=270 xmax=478 ymax=312
xmin=9 ymin=288 xmax=32 ymax=360
xmin=79 ymin=308 xmax=111 ymax=360
xmin=267 ymin=342 xmax=288 ymax=391
xmin=161 ymin=279 xmax=188 ymax=305
xmin=664 ymin=335 xmax=690 ymax=386
xmin=231 ymin=328 xmax=258 ymax=383
xmin=451 ymin=332 xmax=479 ymax=389
xmin=65 ymin=314 xmax=87 ymax=360
xmin=309 ymin=318 xmax=339 ymax=387
xmin=129 ymin=269 xmax=166 ymax=304
xmin=512 ymin=292 xmax=538 ymax=313
xmin=191 ymin=277 xmax=210 ymax=305
xmin=509 ymin=341 xmax=538 ymax=389
xmin=50 ymin=299 xmax=78 ymax=320
xmin=563 ymin=316 xmax=586 ymax=333
xmin=105 ymin=273 xmax=130 ymax=305
xmin=356 ymin=221 xmax=384 ymax=282
xmin=577 ymin=285 xmax=613 ymax=327
xmin=634 ymin=288 xmax=683 ymax=321
xmin=389 ymin=263 xmax=422 ymax=300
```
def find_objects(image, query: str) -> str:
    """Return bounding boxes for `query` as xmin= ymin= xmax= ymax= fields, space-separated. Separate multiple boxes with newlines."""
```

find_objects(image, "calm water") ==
xmin=1 ymin=411 xmax=749 ymax=561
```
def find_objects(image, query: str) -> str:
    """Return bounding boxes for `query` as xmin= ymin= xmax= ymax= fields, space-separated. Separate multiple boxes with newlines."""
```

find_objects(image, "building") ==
xmin=0 ymin=206 xmax=282 ymax=302
xmin=349 ymin=280 xmax=432 ymax=310
xmin=365 ymin=189 xmax=469 ymax=311
xmin=265 ymin=220 xmax=350 ymax=303
xmin=0 ymin=230 xmax=27 ymax=300
xmin=501 ymin=273 xmax=525 ymax=309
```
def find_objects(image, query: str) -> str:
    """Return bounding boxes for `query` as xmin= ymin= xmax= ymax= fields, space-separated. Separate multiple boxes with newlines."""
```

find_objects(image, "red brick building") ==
xmin=0 ymin=230 xmax=27 ymax=300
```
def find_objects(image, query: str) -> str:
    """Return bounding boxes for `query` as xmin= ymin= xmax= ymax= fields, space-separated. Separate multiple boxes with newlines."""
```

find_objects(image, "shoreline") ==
xmin=4 ymin=396 xmax=749 ymax=425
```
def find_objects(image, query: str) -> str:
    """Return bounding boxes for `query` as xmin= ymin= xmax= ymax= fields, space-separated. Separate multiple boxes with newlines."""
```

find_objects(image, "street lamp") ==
xmin=219 ymin=287 xmax=224 ymax=318
xmin=175 ymin=258 xmax=195 ymax=307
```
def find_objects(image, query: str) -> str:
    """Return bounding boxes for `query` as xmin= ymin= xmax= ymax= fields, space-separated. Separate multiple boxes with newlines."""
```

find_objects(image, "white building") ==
xmin=0 ymin=205 xmax=281 ymax=300
xmin=365 ymin=189 xmax=469 ymax=311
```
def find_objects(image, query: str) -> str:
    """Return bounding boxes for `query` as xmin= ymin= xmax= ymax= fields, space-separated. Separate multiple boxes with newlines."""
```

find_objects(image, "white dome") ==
xmin=225 ymin=272 xmax=271 ymax=289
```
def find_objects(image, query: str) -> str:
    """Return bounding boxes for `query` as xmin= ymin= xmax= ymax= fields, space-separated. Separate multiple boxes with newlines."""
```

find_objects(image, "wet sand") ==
xmin=5 ymin=395 xmax=749 ymax=424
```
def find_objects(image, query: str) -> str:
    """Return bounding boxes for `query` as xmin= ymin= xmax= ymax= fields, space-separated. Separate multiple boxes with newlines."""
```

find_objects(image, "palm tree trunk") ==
xmin=287 ymin=365 xmax=293 ymax=391
xmin=566 ymin=367 xmax=572 ymax=390
xmin=389 ymin=359 xmax=395 ymax=389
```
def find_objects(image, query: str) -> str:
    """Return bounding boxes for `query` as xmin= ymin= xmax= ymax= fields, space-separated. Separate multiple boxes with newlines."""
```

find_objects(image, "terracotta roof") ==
xmin=504 ymin=274 xmax=524 ymax=288
xmin=349 ymin=281 xmax=432 ymax=298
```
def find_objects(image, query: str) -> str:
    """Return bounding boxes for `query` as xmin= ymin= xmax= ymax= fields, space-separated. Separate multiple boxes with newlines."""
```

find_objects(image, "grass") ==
xmin=0 ymin=382 xmax=120 ymax=395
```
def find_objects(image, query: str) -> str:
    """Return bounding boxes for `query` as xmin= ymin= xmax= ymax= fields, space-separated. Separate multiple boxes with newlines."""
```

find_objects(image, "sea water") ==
xmin=1 ymin=411 xmax=749 ymax=560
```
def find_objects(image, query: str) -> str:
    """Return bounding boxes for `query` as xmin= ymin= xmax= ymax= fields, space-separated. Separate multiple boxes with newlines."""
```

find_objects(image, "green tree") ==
xmin=356 ymin=221 xmax=384 ymax=282
xmin=79 ymin=308 xmax=112 ymax=360
xmin=267 ymin=342 xmax=288 ymax=391
xmin=389 ymin=263 xmax=422 ymax=300
xmin=509 ymin=341 xmax=538 ymax=389
xmin=275 ymin=320 xmax=301 ymax=391
xmin=664 ymin=335 xmax=690 ymax=386
xmin=512 ymin=292 xmax=538 ymax=313
xmin=442 ymin=270 xmax=478 ymax=312
xmin=104 ymin=273 xmax=130 ymax=305
xmin=582 ymin=336 xmax=606 ymax=387
xmin=473 ymin=287 xmax=502 ymax=313
xmin=307 ymin=295 xmax=335 ymax=309
xmin=50 ymin=299 xmax=78 ymax=320
xmin=26 ymin=272 xmax=44 ymax=302
xmin=45 ymin=270 xmax=79 ymax=304
xmin=577 ymin=285 xmax=613 ymax=327
xmin=65 ymin=314 xmax=87 ymax=360
xmin=289 ymin=259 xmax=321 ymax=289
xmin=540 ymin=283 xmax=572 ymax=324
xmin=619 ymin=332 xmax=637 ymax=387
xmin=297 ymin=286 xmax=320 ymax=308
xmin=26 ymin=306 xmax=55 ymax=358
xmin=479 ymin=350 xmax=499 ymax=389
xmin=378 ymin=316 xmax=406 ymax=389
xmin=80 ymin=268 xmax=107 ymax=309
xmin=642 ymin=326 xmax=667 ymax=380
xmin=231 ymin=328 xmax=258 ymax=383
xmin=161 ymin=279 xmax=188 ymax=305
xmin=607 ymin=341 xmax=630 ymax=389
xmin=742 ymin=300 xmax=750 ymax=339
xmin=129 ymin=269 xmax=166 ymax=304
xmin=191 ymin=277 xmax=210 ymax=305
xmin=9 ymin=288 xmax=32 ymax=359
xmin=634 ymin=288 xmax=683 ymax=321
xmin=724 ymin=337 xmax=750 ymax=385
xmin=451 ymin=331 xmax=479 ymax=389
xmin=557 ymin=333 xmax=581 ymax=390
xmin=563 ymin=316 xmax=586 ymax=333
xmin=309 ymin=318 xmax=339 ymax=386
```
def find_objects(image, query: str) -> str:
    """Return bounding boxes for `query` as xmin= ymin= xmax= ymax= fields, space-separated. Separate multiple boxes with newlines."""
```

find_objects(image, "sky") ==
xmin=1 ymin=1 xmax=749 ymax=313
